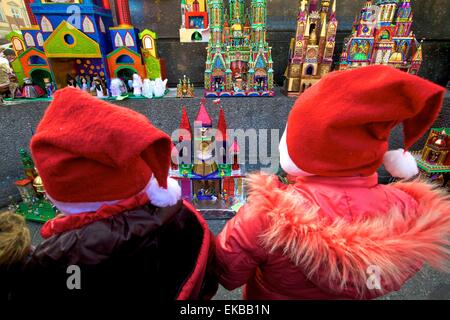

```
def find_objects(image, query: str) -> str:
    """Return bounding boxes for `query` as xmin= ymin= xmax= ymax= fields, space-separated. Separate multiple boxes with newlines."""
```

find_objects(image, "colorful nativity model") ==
xmin=180 ymin=0 xmax=210 ymax=43
xmin=171 ymin=100 xmax=245 ymax=216
xmin=283 ymin=0 xmax=338 ymax=96
xmin=338 ymin=0 xmax=423 ymax=74
xmin=413 ymin=128 xmax=450 ymax=191
xmin=10 ymin=149 xmax=57 ymax=223
xmin=6 ymin=0 xmax=166 ymax=99
xmin=204 ymin=0 xmax=275 ymax=97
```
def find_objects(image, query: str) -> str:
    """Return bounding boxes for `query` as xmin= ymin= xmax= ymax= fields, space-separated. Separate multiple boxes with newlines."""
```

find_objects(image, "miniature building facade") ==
xmin=204 ymin=0 xmax=275 ymax=97
xmin=180 ymin=0 xmax=210 ymax=43
xmin=413 ymin=128 xmax=450 ymax=190
xmin=12 ymin=148 xmax=56 ymax=222
xmin=10 ymin=0 xmax=164 ymax=91
xmin=177 ymin=75 xmax=195 ymax=98
xmin=171 ymin=102 xmax=245 ymax=212
xmin=284 ymin=0 xmax=338 ymax=96
xmin=338 ymin=0 xmax=422 ymax=74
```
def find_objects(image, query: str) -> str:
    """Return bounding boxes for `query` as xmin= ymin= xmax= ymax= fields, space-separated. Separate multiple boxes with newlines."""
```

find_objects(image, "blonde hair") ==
xmin=0 ymin=212 xmax=31 ymax=266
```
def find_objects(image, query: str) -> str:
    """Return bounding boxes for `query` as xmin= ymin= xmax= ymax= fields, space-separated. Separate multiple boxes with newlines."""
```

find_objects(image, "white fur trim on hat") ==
xmin=49 ymin=176 xmax=181 ymax=215
xmin=279 ymin=127 xmax=314 ymax=177
xmin=383 ymin=149 xmax=419 ymax=179
xmin=146 ymin=176 xmax=181 ymax=208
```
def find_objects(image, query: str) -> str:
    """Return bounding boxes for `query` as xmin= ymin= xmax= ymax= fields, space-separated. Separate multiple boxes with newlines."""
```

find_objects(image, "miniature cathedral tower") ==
xmin=283 ymin=0 xmax=338 ymax=96
xmin=338 ymin=0 xmax=422 ymax=74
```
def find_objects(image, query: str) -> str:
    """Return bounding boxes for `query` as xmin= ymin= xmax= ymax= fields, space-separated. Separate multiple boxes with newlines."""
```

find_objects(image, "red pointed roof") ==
xmin=216 ymin=108 xmax=228 ymax=142
xmin=195 ymin=99 xmax=212 ymax=127
xmin=179 ymin=106 xmax=192 ymax=133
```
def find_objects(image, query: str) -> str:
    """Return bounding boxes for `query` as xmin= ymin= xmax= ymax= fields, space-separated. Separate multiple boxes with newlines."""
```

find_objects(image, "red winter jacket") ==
xmin=216 ymin=174 xmax=450 ymax=300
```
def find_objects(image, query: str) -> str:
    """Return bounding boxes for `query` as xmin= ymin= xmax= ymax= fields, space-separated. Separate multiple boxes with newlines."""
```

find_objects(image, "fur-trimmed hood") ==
xmin=247 ymin=174 xmax=450 ymax=298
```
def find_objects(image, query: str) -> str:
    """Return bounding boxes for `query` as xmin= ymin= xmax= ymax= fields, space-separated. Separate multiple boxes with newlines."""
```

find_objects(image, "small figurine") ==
xmin=78 ymin=76 xmax=87 ymax=93
xmin=142 ymin=78 xmax=155 ymax=99
xmin=43 ymin=78 xmax=54 ymax=97
xmin=92 ymin=75 xmax=108 ymax=98
xmin=153 ymin=78 xmax=168 ymax=98
xmin=177 ymin=75 xmax=195 ymax=98
xmin=132 ymin=73 xmax=143 ymax=96
xmin=75 ymin=75 xmax=82 ymax=88
xmin=66 ymin=74 xmax=77 ymax=88
xmin=110 ymin=78 xmax=127 ymax=98
xmin=85 ymin=75 xmax=92 ymax=90
xmin=22 ymin=78 xmax=45 ymax=99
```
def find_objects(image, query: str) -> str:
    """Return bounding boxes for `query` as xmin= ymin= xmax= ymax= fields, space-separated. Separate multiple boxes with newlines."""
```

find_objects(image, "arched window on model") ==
xmin=82 ymin=16 xmax=95 ymax=33
xmin=40 ymin=16 xmax=53 ymax=32
xmin=12 ymin=38 xmax=24 ymax=52
xmin=114 ymin=33 xmax=124 ymax=47
xmin=36 ymin=33 xmax=44 ymax=46
xmin=142 ymin=35 xmax=153 ymax=50
xmin=124 ymin=32 xmax=135 ymax=47
xmin=24 ymin=33 xmax=35 ymax=47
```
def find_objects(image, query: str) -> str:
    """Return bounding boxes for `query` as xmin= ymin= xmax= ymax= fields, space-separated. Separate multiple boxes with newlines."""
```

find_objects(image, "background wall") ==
xmin=119 ymin=0 xmax=450 ymax=86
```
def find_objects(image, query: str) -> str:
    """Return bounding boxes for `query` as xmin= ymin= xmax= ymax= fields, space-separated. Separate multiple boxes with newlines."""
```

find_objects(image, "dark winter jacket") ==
xmin=14 ymin=196 xmax=217 ymax=302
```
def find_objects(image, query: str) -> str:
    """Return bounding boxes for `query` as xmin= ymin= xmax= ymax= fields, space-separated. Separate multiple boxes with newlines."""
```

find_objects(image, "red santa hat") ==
xmin=31 ymin=87 xmax=180 ymax=214
xmin=280 ymin=65 xmax=446 ymax=179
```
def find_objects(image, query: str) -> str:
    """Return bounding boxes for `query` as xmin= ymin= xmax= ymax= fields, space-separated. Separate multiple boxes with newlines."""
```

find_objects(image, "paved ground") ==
xmin=23 ymin=219 xmax=450 ymax=300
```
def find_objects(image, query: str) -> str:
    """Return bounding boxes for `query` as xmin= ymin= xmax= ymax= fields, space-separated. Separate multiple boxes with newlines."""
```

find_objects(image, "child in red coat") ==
xmin=216 ymin=65 xmax=450 ymax=300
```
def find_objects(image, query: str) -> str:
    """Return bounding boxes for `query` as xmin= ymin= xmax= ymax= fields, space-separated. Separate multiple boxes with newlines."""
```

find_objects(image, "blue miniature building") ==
xmin=13 ymin=0 xmax=163 ymax=92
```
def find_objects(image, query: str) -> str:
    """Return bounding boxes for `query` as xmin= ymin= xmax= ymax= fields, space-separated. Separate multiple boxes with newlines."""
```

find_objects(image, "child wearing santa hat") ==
xmin=215 ymin=65 xmax=450 ymax=300
xmin=16 ymin=87 xmax=217 ymax=302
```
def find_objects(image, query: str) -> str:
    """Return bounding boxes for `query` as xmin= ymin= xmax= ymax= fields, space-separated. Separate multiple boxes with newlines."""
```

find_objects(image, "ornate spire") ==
xmin=320 ymin=16 xmax=327 ymax=37
xmin=305 ymin=16 xmax=311 ymax=36
xmin=216 ymin=108 xmax=228 ymax=142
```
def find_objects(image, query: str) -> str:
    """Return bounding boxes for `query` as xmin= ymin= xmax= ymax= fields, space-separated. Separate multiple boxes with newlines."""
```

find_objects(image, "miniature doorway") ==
xmin=254 ymin=69 xmax=267 ymax=91
xmin=30 ymin=69 xmax=51 ymax=90
xmin=116 ymin=67 xmax=136 ymax=91
xmin=212 ymin=70 xmax=225 ymax=92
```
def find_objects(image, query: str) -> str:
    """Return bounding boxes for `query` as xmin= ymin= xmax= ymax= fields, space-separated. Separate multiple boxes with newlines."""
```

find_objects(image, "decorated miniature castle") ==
xmin=413 ymin=128 xmax=450 ymax=190
xmin=204 ymin=0 xmax=275 ymax=97
xmin=180 ymin=0 xmax=210 ymax=43
xmin=283 ymin=0 xmax=338 ymax=96
xmin=11 ymin=148 xmax=57 ymax=223
xmin=338 ymin=0 xmax=422 ymax=74
xmin=171 ymin=101 xmax=245 ymax=215
xmin=8 ymin=0 xmax=165 ymax=92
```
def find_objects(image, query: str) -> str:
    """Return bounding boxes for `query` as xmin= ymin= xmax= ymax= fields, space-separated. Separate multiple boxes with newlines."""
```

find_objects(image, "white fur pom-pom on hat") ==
xmin=383 ymin=149 xmax=419 ymax=179
xmin=146 ymin=176 xmax=182 ymax=208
